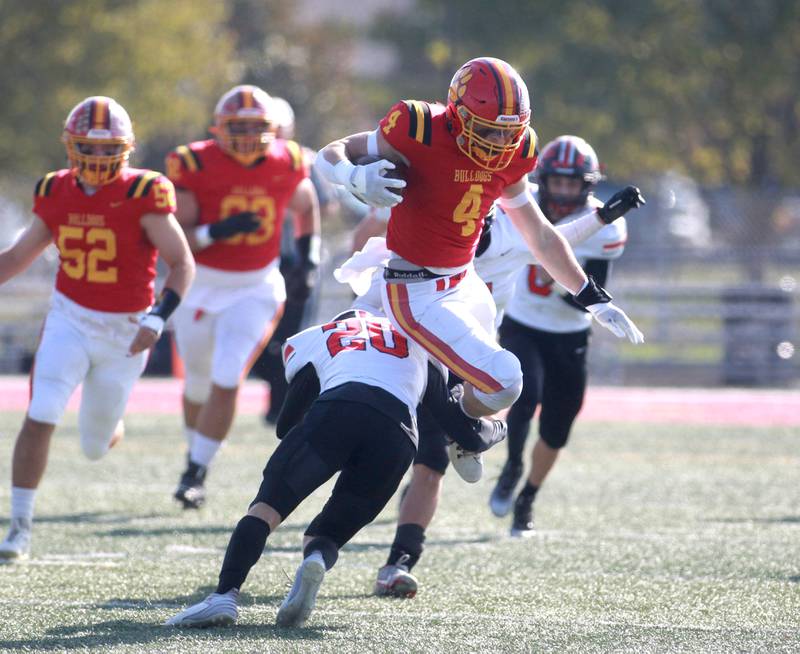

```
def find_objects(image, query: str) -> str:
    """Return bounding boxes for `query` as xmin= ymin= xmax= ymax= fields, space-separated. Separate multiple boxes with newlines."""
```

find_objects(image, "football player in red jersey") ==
xmin=317 ymin=57 xmax=643 ymax=423
xmin=0 ymin=96 xmax=195 ymax=561
xmin=166 ymin=85 xmax=320 ymax=509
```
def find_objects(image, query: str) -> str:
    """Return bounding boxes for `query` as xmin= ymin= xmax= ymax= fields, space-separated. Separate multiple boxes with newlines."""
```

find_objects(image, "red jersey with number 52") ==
xmin=33 ymin=167 xmax=176 ymax=313
xmin=166 ymin=139 xmax=307 ymax=272
xmin=378 ymin=100 xmax=539 ymax=268
xmin=282 ymin=312 xmax=431 ymax=415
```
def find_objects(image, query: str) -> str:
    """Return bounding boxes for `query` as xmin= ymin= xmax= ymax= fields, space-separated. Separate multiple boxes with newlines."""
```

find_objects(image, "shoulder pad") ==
xmin=127 ymin=171 xmax=163 ymax=199
xmin=520 ymin=127 xmax=538 ymax=160
xmin=173 ymin=145 xmax=203 ymax=172
xmin=34 ymin=171 xmax=59 ymax=198
xmin=402 ymin=100 xmax=433 ymax=146
xmin=284 ymin=140 xmax=305 ymax=171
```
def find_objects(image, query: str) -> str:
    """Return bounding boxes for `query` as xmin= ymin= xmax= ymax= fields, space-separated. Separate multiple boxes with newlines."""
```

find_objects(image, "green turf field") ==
xmin=0 ymin=411 xmax=797 ymax=653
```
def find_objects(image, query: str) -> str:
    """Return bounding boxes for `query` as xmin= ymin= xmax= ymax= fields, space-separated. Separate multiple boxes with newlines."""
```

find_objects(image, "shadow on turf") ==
xmin=0 ymin=618 xmax=343 ymax=650
xmin=94 ymin=516 xmax=398 ymax=539
xmin=0 ymin=511 xmax=168 ymax=526
xmin=707 ymin=515 xmax=800 ymax=525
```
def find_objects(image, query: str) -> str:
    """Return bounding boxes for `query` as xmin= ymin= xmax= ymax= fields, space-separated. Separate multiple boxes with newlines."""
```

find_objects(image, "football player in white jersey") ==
xmin=489 ymin=135 xmax=631 ymax=536
xmin=165 ymin=309 xmax=506 ymax=628
xmin=337 ymin=169 xmax=644 ymax=597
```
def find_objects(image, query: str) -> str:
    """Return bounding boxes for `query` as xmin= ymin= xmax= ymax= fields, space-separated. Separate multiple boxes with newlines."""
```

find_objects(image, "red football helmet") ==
xmin=212 ymin=85 xmax=276 ymax=165
xmin=536 ymin=135 xmax=603 ymax=219
xmin=446 ymin=57 xmax=531 ymax=171
xmin=62 ymin=96 xmax=134 ymax=186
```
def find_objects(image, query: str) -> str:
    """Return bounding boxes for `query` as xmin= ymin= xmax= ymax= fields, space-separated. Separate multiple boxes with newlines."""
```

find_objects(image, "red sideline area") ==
xmin=0 ymin=375 xmax=797 ymax=426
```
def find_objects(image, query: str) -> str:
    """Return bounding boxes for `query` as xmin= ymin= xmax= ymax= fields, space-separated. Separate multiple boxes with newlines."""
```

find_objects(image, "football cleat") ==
xmin=174 ymin=460 xmax=208 ymax=510
xmin=0 ymin=517 xmax=32 ymax=561
xmin=276 ymin=556 xmax=326 ymax=628
xmin=374 ymin=554 xmax=418 ymax=598
xmin=510 ymin=495 xmax=535 ymax=538
xmin=489 ymin=460 xmax=524 ymax=517
xmin=448 ymin=442 xmax=483 ymax=483
xmin=164 ymin=589 xmax=239 ymax=628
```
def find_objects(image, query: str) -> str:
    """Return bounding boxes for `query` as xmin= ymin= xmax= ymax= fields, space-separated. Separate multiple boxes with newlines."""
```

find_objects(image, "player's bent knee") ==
xmin=473 ymin=377 xmax=523 ymax=413
xmin=80 ymin=434 xmax=111 ymax=461
xmin=471 ymin=350 xmax=523 ymax=412
xmin=540 ymin=431 xmax=570 ymax=450
xmin=183 ymin=376 xmax=211 ymax=404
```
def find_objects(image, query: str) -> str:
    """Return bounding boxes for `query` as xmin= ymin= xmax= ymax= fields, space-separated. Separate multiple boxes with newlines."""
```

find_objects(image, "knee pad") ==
xmin=540 ymin=430 xmax=569 ymax=450
xmin=472 ymin=349 xmax=523 ymax=412
xmin=183 ymin=373 xmax=211 ymax=404
xmin=80 ymin=431 xmax=111 ymax=461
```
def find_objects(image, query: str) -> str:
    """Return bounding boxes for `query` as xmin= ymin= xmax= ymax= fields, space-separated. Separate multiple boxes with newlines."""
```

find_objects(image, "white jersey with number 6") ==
xmin=282 ymin=310 xmax=445 ymax=417
xmin=505 ymin=199 xmax=627 ymax=334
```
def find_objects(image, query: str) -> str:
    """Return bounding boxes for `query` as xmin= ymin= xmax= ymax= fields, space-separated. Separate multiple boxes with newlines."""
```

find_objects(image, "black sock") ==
xmin=506 ymin=408 xmax=532 ymax=466
xmin=303 ymin=536 xmax=339 ymax=570
xmin=216 ymin=515 xmax=270 ymax=594
xmin=518 ymin=482 xmax=539 ymax=501
xmin=386 ymin=523 xmax=426 ymax=571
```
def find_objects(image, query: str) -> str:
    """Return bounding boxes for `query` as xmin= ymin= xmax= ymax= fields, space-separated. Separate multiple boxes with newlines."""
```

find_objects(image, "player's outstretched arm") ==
xmin=0 ymin=217 xmax=52 ymax=285
xmin=501 ymin=177 xmax=587 ymax=294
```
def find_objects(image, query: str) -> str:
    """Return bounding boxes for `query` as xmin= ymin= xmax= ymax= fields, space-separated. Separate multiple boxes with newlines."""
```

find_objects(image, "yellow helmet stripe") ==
xmin=490 ymin=60 xmax=516 ymax=117
xmin=241 ymin=88 xmax=253 ymax=109
xmin=92 ymin=98 xmax=109 ymax=130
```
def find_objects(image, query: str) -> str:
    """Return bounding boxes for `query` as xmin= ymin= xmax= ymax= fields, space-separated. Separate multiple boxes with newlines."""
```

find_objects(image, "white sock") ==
xmin=189 ymin=431 xmax=222 ymax=467
xmin=10 ymin=487 xmax=37 ymax=522
xmin=184 ymin=426 xmax=194 ymax=447
xmin=305 ymin=550 xmax=325 ymax=567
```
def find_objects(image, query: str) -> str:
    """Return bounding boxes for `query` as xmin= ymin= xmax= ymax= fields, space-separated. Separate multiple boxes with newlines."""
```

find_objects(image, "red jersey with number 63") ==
xmin=378 ymin=100 xmax=539 ymax=268
xmin=33 ymin=167 xmax=176 ymax=313
xmin=166 ymin=139 xmax=307 ymax=272
xmin=282 ymin=311 xmax=432 ymax=416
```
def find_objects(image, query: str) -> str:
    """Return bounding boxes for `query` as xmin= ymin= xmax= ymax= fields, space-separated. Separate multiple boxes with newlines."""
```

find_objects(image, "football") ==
xmin=352 ymin=154 xmax=408 ymax=198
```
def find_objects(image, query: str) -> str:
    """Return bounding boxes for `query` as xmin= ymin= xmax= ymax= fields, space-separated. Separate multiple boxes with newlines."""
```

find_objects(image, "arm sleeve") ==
xmin=275 ymin=362 xmax=320 ymax=439
xmin=421 ymin=364 xmax=507 ymax=452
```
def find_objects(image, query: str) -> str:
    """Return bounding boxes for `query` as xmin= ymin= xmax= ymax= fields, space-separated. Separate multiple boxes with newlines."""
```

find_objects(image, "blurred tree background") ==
xmin=1 ymin=0 xmax=797 ymax=188
xmin=0 ymin=0 xmax=797 ymax=384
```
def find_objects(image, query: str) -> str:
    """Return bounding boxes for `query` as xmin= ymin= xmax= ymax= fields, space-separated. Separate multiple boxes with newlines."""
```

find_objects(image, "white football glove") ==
xmin=338 ymin=159 xmax=406 ymax=208
xmin=587 ymin=302 xmax=645 ymax=344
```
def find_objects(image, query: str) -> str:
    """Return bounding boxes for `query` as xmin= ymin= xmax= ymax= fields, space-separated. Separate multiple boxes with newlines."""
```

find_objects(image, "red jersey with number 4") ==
xmin=378 ymin=100 xmax=539 ymax=268
xmin=166 ymin=139 xmax=307 ymax=272
xmin=33 ymin=167 xmax=176 ymax=313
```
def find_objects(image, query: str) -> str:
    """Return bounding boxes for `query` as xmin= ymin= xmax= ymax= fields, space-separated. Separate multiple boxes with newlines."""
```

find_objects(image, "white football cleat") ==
xmin=448 ymin=443 xmax=483 ymax=483
xmin=276 ymin=556 xmax=326 ymax=627
xmin=164 ymin=589 xmax=239 ymax=628
xmin=374 ymin=554 xmax=418 ymax=598
xmin=0 ymin=517 xmax=32 ymax=561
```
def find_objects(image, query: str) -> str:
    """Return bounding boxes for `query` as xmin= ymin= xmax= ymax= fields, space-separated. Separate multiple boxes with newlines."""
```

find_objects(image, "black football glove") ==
xmin=597 ymin=186 xmax=646 ymax=224
xmin=284 ymin=234 xmax=319 ymax=302
xmin=208 ymin=211 xmax=261 ymax=240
